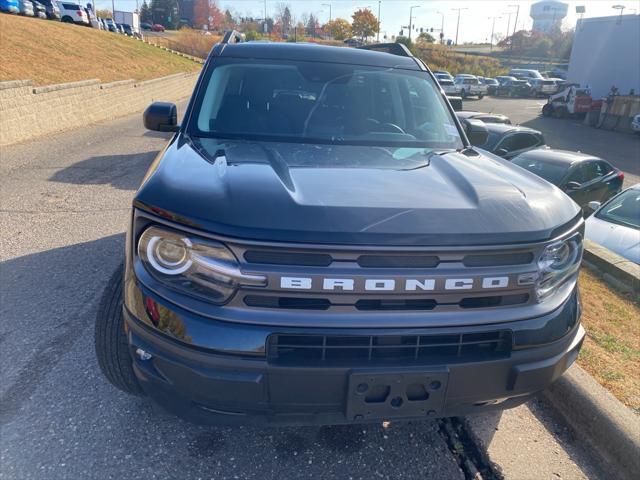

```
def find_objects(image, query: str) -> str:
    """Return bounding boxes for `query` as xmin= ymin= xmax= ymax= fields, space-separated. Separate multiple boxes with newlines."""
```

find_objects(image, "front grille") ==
xmin=267 ymin=331 xmax=513 ymax=366
xmin=243 ymin=294 xmax=530 ymax=311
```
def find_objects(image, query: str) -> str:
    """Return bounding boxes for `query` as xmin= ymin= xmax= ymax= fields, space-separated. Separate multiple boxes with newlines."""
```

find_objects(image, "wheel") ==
xmin=461 ymin=89 xmax=467 ymax=99
xmin=478 ymin=94 xmax=484 ymax=99
xmin=554 ymin=106 xmax=568 ymax=119
xmin=61 ymin=15 xmax=73 ymax=22
xmin=94 ymin=264 xmax=144 ymax=396
xmin=542 ymin=104 xmax=553 ymax=117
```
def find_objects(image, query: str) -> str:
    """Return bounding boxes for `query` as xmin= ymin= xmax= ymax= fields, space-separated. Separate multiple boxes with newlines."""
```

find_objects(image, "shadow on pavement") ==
xmin=49 ymin=151 xmax=158 ymax=191
xmin=0 ymin=234 xmax=125 ymax=426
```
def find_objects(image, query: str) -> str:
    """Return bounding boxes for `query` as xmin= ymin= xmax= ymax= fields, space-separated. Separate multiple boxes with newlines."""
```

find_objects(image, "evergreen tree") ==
xmin=139 ymin=0 xmax=151 ymax=23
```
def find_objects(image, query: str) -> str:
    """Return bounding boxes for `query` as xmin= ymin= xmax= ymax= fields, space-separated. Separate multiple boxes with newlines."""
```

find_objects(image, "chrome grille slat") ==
xmin=228 ymin=239 xmax=541 ymax=312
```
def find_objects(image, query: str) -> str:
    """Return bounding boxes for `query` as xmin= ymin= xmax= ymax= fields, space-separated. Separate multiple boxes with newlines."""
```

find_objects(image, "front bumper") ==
xmin=124 ymin=282 xmax=584 ymax=426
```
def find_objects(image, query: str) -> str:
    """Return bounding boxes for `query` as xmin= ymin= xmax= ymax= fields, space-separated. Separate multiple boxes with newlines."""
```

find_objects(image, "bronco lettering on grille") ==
xmin=280 ymin=276 xmax=510 ymax=291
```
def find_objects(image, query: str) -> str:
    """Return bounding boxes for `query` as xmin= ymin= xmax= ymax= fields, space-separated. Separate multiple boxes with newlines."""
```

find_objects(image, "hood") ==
xmin=586 ymin=216 xmax=640 ymax=264
xmin=134 ymin=135 xmax=580 ymax=246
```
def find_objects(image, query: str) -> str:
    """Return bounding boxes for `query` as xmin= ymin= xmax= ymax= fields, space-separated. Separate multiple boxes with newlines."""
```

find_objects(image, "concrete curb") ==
xmin=542 ymin=365 xmax=640 ymax=480
xmin=583 ymin=240 xmax=640 ymax=294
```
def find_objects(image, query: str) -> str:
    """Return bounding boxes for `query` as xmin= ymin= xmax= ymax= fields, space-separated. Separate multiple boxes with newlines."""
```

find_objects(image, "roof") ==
xmin=514 ymin=148 xmax=601 ymax=165
xmin=483 ymin=123 xmax=540 ymax=135
xmin=457 ymin=111 xmax=508 ymax=120
xmin=214 ymin=42 xmax=422 ymax=70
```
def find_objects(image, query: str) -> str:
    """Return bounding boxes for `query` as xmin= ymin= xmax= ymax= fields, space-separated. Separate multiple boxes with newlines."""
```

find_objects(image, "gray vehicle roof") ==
xmin=216 ymin=42 xmax=422 ymax=70
xmin=482 ymin=123 xmax=540 ymax=135
xmin=514 ymin=148 xmax=602 ymax=165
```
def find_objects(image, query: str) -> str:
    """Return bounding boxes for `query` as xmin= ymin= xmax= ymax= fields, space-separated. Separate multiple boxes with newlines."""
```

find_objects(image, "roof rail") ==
xmin=222 ymin=30 xmax=244 ymax=44
xmin=357 ymin=43 xmax=413 ymax=57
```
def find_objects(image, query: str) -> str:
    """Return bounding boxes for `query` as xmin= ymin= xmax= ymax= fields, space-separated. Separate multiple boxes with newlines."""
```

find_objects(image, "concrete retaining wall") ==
xmin=0 ymin=73 xmax=199 ymax=146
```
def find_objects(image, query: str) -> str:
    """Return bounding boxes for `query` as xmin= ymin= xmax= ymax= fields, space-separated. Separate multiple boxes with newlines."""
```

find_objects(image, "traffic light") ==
xmin=420 ymin=27 xmax=423 ymax=33
xmin=430 ymin=27 xmax=433 ymax=32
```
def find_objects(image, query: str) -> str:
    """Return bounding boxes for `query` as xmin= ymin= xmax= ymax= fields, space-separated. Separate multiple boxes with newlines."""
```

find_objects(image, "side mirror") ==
xmin=143 ymin=102 xmax=178 ymax=132
xmin=565 ymin=181 xmax=582 ymax=191
xmin=448 ymin=96 xmax=463 ymax=112
xmin=587 ymin=200 xmax=601 ymax=213
xmin=464 ymin=118 xmax=488 ymax=146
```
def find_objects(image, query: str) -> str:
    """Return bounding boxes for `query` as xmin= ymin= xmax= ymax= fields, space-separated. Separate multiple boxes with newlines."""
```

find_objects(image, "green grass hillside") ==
xmin=0 ymin=15 xmax=201 ymax=86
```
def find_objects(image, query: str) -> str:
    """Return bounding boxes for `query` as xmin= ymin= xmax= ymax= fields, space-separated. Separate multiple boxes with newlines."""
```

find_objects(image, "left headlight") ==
xmin=137 ymin=226 xmax=267 ymax=304
xmin=536 ymin=233 xmax=583 ymax=301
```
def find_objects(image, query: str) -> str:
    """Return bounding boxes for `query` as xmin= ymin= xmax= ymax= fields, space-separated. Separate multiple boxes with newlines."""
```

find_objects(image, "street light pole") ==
xmin=488 ymin=16 xmax=501 ymax=51
xmin=503 ymin=11 xmax=512 ymax=39
xmin=436 ymin=10 xmax=445 ymax=44
xmin=377 ymin=0 xmax=381 ymax=42
xmin=452 ymin=7 xmax=467 ymax=45
xmin=322 ymin=3 xmax=331 ymax=23
xmin=510 ymin=4 xmax=520 ymax=36
xmin=408 ymin=5 xmax=420 ymax=41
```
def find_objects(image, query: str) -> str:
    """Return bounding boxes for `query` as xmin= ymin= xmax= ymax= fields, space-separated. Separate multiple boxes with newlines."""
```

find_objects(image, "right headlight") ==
xmin=536 ymin=233 xmax=583 ymax=301
xmin=137 ymin=226 xmax=267 ymax=304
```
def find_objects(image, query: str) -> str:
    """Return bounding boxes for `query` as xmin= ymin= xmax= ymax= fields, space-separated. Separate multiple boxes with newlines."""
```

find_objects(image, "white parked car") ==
xmin=56 ymin=1 xmax=89 ymax=24
xmin=632 ymin=113 xmax=640 ymax=134
xmin=585 ymin=184 xmax=640 ymax=264
xmin=454 ymin=75 xmax=485 ymax=99
xmin=437 ymin=78 xmax=460 ymax=96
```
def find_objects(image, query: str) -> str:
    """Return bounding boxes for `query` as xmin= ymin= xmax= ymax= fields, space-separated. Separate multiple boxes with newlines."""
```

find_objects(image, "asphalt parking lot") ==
xmin=0 ymin=95 xmax=628 ymax=479
xmin=467 ymin=96 xmax=640 ymax=188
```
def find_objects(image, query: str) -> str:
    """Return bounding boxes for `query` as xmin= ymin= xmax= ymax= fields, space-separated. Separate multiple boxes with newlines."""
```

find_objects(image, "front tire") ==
xmin=542 ymin=103 xmax=553 ymax=117
xmin=95 ymin=264 xmax=144 ymax=396
xmin=478 ymin=94 xmax=484 ymax=99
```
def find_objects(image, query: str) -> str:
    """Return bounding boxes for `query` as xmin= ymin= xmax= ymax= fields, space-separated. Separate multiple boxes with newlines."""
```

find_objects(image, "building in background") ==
xmin=567 ymin=14 xmax=640 ymax=99
xmin=530 ymin=0 xmax=568 ymax=33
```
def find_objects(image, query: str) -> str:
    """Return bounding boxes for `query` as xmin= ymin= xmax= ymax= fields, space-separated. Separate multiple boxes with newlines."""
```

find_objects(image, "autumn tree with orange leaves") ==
xmin=193 ymin=0 xmax=222 ymax=30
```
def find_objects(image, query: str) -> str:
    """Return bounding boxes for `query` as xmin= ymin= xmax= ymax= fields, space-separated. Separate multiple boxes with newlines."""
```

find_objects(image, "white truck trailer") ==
xmin=113 ymin=10 xmax=140 ymax=34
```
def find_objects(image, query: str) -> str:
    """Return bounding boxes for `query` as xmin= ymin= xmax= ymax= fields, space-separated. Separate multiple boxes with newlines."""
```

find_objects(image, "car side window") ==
xmin=582 ymin=161 xmax=604 ymax=182
xmin=565 ymin=164 xmax=589 ymax=184
xmin=596 ymin=161 xmax=613 ymax=176
xmin=497 ymin=133 xmax=539 ymax=153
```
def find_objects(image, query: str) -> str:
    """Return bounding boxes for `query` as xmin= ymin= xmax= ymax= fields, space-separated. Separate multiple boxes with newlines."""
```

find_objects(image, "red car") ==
xmin=151 ymin=23 xmax=165 ymax=32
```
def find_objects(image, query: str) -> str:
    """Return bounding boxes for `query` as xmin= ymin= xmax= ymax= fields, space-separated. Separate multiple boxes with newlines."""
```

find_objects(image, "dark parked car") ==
xmin=95 ymin=36 xmax=585 ymax=427
xmin=483 ymin=78 xmax=499 ymax=95
xmin=495 ymin=75 xmax=517 ymax=86
xmin=512 ymin=149 xmax=624 ymax=212
xmin=495 ymin=79 xmax=531 ymax=97
xmin=30 ymin=0 xmax=46 ymax=17
xmin=122 ymin=23 xmax=134 ymax=35
xmin=473 ymin=123 xmax=545 ymax=159
xmin=38 ymin=0 xmax=59 ymax=18
xmin=456 ymin=111 xmax=511 ymax=125
xmin=140 ymin=21 xmax=152 ymax=30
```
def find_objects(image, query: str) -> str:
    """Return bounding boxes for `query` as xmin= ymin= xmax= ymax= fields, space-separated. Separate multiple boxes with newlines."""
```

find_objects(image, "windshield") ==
xmin=595 ymin=189 xmax=640 ymax=229
xmin=190 ymin=58 xmax=464 ymax=149
xmin=511 ymin=157 xmax=569 ymax=185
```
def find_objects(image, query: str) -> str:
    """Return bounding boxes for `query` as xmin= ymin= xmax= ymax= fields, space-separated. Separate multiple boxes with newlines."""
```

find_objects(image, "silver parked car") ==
xmin=585 ymin=184 xmax=640 ymax=263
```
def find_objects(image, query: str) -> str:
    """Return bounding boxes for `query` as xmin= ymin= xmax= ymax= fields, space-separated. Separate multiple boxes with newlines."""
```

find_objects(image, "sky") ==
xmin=94 ymin=0 xmax=640 ymax=43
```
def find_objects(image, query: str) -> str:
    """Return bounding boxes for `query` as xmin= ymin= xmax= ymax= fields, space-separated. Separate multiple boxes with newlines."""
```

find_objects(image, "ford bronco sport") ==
xmin=95 ymin=35 xmax=585 ymax=425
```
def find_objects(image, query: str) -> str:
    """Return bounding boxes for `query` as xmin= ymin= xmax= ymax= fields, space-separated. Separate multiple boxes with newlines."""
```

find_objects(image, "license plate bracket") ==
xmin=346 ymin=368 xmax=449 ymax=421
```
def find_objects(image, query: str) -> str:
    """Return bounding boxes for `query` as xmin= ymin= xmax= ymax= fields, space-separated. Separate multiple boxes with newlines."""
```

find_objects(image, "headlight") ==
xmin=138 ymin=226 xmax=266 ymax=304
xmin=536 ymin=233 xmax=583 ymax=301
